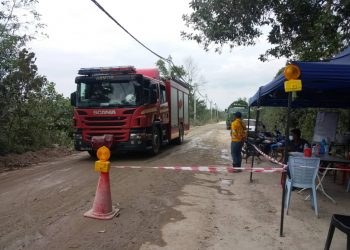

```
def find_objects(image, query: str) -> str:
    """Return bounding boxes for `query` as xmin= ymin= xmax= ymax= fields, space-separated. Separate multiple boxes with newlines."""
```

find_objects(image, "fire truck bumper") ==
xmin=73 ymin=130 xmax=153 ymax=152
xmin=73 ymin=133 xmax=93 ymax=151
xmin=116 ymin=130 xmax=153 ymax=151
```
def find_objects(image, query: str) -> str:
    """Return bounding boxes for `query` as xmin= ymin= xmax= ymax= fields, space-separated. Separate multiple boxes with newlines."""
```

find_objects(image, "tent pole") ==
xmin=348 ymin=109 xmax=350 ymax=131
xmin=247 ymin=106 xmax=251 ymax=133
xmin=250 ymin=87 xmax=261 ymax=182
xmin=250 ymin=107 xmax=260 ymax=182
xmin=280 ymin=92 xmax=292 ymax=237
xmin=247 ymin=106 xmax=252 ymax=182
xmin=247 ymin=106 xmax=251 ymax=143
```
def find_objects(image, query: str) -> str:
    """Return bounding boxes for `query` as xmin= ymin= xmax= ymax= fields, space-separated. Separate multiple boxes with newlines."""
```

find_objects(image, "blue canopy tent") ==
xmin=247 ymin=47 xmax=350 ymax=237
xmin=249 ymin=53 xmax=350 ymax=108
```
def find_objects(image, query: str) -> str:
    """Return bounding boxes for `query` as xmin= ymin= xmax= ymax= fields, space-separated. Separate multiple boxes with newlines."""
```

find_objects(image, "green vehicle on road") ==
xmin=225 ymin=105 xmax=248 ymax=130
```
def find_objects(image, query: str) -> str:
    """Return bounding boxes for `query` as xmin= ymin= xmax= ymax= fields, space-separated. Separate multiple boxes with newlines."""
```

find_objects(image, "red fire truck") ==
xmin=70 ymin=66 xmax=190 ymax=156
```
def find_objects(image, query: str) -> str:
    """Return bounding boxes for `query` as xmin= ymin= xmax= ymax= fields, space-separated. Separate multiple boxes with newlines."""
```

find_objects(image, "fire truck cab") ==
xmin=70 ymin=66 xmax=189 ymax=156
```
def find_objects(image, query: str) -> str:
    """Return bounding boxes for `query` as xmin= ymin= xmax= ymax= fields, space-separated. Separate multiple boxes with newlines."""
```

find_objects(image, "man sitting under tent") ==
xmin=272 ymin=128 xmax=309 ymax=162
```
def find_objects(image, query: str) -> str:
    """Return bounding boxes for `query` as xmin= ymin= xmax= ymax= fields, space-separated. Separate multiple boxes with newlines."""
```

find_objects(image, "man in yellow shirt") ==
xmin=231 ymin=112 xmax=247 ymax=170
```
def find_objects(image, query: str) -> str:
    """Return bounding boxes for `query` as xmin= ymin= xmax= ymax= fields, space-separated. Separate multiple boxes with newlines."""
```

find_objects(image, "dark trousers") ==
xmin=231 ymin=141 xmax=243 ymax=167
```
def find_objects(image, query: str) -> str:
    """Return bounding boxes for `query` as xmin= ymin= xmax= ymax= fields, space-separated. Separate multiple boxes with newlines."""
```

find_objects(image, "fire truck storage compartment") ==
xmin=184 ymin=93 xmax=189 ymax=129
xmin=170 ymin=86 xmax=178 ymax=139
xmin=169 ymin=81 xmax=189 ymax=140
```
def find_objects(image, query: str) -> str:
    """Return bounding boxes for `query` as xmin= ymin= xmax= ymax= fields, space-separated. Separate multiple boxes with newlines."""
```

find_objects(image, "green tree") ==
xmin=0 ymin=0 xmax=44 ymax=68
xmin=155 ymin=59 xmax=186 ymax=79
xmin=0 ymin=1 xmax=73 ymax=155
xmin=182 ymin=0 xmax=350 ymax=61
xmin=0 ymin=49 xmax=73 ymax=154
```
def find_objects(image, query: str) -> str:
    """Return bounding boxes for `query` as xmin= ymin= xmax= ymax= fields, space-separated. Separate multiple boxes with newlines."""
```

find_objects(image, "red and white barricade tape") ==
xmin=111 ymin=165 xmax=285 ymax=173
xmin=250 ymin=143 xmax=288 ymax=168
xmin=250 ymin=143 xmax=350 ymax=172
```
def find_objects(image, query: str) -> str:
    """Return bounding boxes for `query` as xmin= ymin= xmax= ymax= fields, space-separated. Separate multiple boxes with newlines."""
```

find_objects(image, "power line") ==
xmin=88 ymin=1 xmax=220 ymax=115
xmin=89 ymin=0 xmax=203 ymax=96
xmin=89 ymin=0 xmax=190 ymax=86
xmin=89 ymin=0 xmax=170 ymax=62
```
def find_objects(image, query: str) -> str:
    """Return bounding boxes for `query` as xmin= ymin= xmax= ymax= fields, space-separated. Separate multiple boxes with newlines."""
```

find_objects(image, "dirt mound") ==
xmin=0 ymin=147 xmax=76 ymax=172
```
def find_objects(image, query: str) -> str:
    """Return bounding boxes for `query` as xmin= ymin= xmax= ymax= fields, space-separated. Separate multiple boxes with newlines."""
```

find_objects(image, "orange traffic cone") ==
xmin=84 ymin=146 xmax=119 ymax=220
xmin=84 ymin=172 xmax=119 ymax=219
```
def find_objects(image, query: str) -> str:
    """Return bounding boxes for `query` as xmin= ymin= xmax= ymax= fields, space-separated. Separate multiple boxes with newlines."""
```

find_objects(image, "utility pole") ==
xmin=210 ymin=100 xmax=213 ymax=121
xmin=193 ymin=83 xmax=197 ymax=122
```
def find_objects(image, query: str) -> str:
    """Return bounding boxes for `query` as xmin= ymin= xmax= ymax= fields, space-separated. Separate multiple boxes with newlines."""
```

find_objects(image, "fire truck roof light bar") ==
xmin=78 ymin=66 xmax=136 ymax=76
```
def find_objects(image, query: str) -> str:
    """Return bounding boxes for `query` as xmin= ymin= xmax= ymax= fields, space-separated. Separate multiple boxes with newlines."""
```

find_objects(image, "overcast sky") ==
xmin=30 ymin=0 xmax=286 ymax=110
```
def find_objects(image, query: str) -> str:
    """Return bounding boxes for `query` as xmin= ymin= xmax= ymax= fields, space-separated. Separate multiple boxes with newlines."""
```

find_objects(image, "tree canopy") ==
xmin=155 ymin=59 xmax=187 ymax=79
xmin=182 ymin=0 xmax=350 ymax=61
xmin=0 ymin=1 xmax=72 ymax=155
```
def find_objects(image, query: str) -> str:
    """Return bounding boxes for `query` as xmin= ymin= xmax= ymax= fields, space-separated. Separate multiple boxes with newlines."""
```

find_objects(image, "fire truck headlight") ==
xmin=130 ymin=133 xmax=137 ymax=144
xmin=130 ymin=133 xmax=144 ymax=144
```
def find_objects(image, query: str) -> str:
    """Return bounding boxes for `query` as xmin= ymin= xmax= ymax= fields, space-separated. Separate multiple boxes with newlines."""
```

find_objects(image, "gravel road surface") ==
xmin=0 ymin=122 xmax=348 ymax=250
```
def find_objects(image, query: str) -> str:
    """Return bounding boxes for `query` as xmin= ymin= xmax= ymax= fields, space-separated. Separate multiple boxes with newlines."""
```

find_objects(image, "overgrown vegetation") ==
xmin=182 ymin=0 xmax=350 ymax=61
xmin=0 ymin=0 xmax=72 ymax=155
xmin=259 ymin=108 xmax=350 ymax=143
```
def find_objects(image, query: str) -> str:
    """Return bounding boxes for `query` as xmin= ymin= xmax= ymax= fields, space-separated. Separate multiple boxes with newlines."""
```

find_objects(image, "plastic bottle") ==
xmin=324 ymin=142 xmax=329 ymax=155
xmin=316 ymin=144 xmax=321 ymax=156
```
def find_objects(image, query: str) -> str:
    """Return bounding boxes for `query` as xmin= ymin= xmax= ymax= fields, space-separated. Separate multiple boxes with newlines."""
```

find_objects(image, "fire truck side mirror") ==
xmin=70 ymin=92 xmax=77 ymax=107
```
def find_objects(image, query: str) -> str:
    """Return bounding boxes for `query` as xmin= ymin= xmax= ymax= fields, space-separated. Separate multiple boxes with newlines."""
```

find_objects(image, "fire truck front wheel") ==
xmin=149 ymin=126 xmax=161 ymax=155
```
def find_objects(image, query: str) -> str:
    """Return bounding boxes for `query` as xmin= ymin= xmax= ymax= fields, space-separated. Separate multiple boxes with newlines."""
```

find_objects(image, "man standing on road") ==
xmin=231 ymin=112 xmax=247 ymax=171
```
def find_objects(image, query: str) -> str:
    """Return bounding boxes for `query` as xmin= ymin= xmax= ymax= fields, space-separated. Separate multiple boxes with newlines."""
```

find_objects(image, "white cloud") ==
xmin=30 ymin=0 xmax=286 ymax=109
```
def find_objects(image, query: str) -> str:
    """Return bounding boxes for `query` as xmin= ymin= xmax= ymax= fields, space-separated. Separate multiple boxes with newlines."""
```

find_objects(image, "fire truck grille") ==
xmin=82 ymin=115 xmax=131 ymax=142
xmin=85 ymin=116 xmax=126 ymax=121
xmin=83 ymin=116 xmax=128 ymax=127
xmin=85 ymin=122 xmax=125 ymax=127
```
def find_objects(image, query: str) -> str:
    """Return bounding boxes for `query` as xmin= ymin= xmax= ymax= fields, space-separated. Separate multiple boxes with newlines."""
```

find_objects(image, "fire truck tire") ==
xmin=149 ymin=126 xmax=161 ymax=155
xmin=174 ymin=125 xmax=184 ymax=145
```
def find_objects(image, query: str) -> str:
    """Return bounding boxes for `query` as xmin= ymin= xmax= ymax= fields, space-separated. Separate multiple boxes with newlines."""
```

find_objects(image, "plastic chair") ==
xmin=285 ymin=156 xmax=320 ymax=216
xmin=324 ymin=214 xmax=350 ymax=250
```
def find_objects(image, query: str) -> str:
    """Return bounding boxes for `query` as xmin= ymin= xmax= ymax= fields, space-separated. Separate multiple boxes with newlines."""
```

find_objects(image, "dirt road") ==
xmin=0 ymin=123 xmax=348 ymax=250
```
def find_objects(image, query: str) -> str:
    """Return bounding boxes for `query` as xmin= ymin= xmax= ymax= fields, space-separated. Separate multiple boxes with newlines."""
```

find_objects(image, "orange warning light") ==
xmin=284 ymin=64 xmax=301 ymax=80
xmin=96 ymin=146 xmax=111 ymax=162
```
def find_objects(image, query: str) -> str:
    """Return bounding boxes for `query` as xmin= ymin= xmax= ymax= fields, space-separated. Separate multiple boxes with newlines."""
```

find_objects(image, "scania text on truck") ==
xmin=70 ymin=66 xmax=190 ymax=156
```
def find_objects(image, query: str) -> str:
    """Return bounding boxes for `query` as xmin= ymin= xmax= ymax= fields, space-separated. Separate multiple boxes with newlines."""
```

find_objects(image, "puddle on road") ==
xmin=220 ymin=178 xmax=233 ymax=187
xmin=188 ymin=138 xmax=211 ymax=150
xmin=220 ymin=149 xmax=231 ymax=161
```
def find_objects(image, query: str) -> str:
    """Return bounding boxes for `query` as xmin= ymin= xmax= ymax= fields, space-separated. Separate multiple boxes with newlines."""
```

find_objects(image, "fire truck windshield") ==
xmin=77 ymin=80 xmax=141 ymax=108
